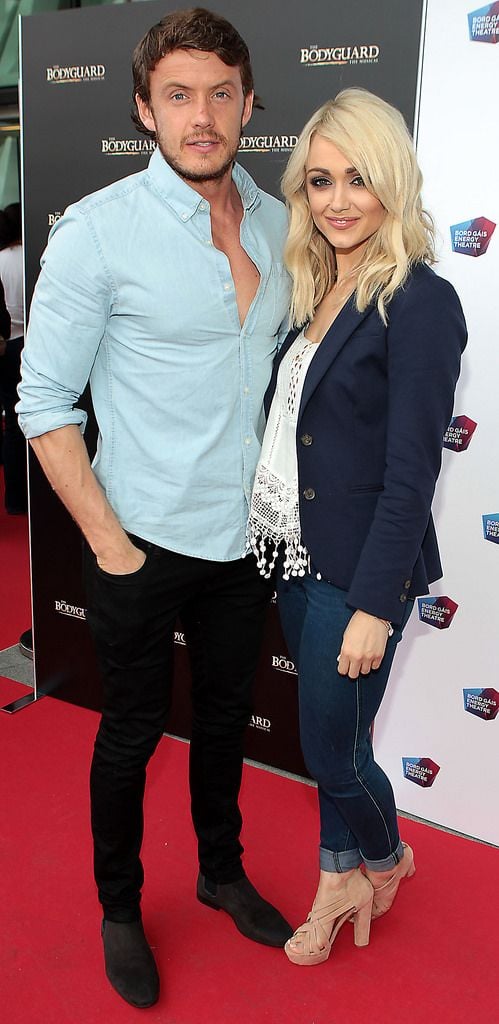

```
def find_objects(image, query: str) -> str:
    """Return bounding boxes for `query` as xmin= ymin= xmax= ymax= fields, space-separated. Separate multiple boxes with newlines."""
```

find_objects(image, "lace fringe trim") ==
xmin=247 ymin=521 xmax=309 ymax=581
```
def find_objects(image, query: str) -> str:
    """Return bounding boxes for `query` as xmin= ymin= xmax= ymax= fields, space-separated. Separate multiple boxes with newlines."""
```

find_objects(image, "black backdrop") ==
xmin=21 ymin=0 xmax=424 ymax=775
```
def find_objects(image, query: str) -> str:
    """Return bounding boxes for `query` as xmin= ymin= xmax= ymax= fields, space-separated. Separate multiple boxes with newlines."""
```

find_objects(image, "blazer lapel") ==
xmin=299 ymin=297 xmax=373 ymax=416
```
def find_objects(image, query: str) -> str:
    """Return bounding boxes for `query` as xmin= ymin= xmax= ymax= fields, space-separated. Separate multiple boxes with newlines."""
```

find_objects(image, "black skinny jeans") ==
xmin=84 ymin=538 xmax=272 ymax=922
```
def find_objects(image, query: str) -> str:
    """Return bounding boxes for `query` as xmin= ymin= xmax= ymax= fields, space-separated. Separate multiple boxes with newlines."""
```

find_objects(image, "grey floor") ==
xmin=0 ymin=644 xmax=34 ymax=686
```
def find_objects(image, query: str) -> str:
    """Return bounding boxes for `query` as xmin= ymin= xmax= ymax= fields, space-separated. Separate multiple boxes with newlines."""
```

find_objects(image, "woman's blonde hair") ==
xmin=282 ymin=88 xmax=435 ymax=326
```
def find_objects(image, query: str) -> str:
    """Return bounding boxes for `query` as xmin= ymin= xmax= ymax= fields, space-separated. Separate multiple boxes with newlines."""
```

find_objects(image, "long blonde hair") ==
xmin=282 ymin=88 xmax=435 ymax=326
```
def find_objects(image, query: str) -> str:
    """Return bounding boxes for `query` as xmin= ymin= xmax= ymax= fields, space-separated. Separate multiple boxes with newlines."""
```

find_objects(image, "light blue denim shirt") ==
xmin=18 ymin=148 xmax=291 ymax=560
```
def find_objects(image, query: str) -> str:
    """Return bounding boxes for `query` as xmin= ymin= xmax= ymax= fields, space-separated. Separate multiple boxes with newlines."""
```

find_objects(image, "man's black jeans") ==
xmin=84 ymin=538 xmax=272 ymax=923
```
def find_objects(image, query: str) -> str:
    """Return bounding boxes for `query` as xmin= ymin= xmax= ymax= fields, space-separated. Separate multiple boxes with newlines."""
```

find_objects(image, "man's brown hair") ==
xmin=131 ymin=7 xmax=256 ymax=138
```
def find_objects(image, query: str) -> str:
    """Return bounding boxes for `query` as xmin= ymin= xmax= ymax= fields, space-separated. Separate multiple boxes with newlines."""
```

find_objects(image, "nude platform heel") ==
xmin=371 ymin=843 xmax=416 ymax=919
xmin=284 ymin=869 xmax=374 ymax=966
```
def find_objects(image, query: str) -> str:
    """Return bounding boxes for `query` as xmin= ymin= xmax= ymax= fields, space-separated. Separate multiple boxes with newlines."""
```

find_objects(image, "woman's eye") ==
xmin=351 ymin=175 xmax=365 ymax=187
xmin=309 ymin=176 xmax=331 ymax=188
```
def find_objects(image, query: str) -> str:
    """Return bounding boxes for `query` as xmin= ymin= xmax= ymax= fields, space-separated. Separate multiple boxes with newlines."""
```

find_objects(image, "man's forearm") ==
xmin=30 ymin=424 xmax=144 ymax=573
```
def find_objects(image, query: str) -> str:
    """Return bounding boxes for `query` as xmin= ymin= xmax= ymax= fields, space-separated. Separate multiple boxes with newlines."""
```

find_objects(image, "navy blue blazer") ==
xmin=265 ymin=263 xmax=467 ymax=625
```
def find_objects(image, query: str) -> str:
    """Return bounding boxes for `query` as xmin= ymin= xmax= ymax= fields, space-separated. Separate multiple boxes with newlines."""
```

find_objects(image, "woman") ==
xmin=0 ymin=203 xmax=26 ymax=514
xmin=248 ymin=89 xmax=467 ymax=965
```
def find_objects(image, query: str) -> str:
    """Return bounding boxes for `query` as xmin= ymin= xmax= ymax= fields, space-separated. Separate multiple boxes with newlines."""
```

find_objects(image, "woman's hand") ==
xmin=337 ymin=609 xmax=389 ymax=679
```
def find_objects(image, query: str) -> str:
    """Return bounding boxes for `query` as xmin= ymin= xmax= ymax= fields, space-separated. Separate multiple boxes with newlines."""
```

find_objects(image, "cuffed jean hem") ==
xmin=319 ymin=838 xmax=405 ymax=873
xmin=360 ymin=839 xmax=405 ymax=872
xmin=319 ymin=846 xmax=363 ymax=872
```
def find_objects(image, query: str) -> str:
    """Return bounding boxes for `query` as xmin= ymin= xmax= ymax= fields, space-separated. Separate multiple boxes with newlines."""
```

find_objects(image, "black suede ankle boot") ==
xmin=101 ymin=919 xmax=160 ymax=1008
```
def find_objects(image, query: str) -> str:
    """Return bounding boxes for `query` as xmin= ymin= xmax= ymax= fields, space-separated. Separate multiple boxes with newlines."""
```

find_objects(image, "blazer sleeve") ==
xmin=346 ymin=270 xmax=467 ymax=624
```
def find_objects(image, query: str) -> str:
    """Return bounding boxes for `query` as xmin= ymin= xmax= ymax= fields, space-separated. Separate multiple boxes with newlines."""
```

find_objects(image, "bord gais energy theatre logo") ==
xmin=443 ymin=415 xmax=477 ymax=452
xmin=300 ymin=42 xmax=380 ymax=66
xmin=463 ymin=688 xmax=499 ymax=720
xmin=482 ymin=513 xmax=499 ymax=543
xmin=468 ymin=3 xmax=499 ymax=42
xmin=418 ymin=596 xmax=458 ymax=629
xmin=402 ymin=758 xmax=440 ymax=788
xmin=46 ymin=64 xmax=105 ymax=84
xmin=450 ymin=217 xmax=496 ymax=256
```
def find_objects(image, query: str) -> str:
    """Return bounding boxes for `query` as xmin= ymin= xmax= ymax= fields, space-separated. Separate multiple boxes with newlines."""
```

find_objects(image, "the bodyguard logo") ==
xmin=48 ymin=211 xmax=62 ymax=227
xmin=402 ymin=757 xmax=440 ymax=788
xmin=46 ymin=64 xmax=105 ymax=84
xmin=450 ymin=217 xmax=496 ymax=256
xmin=482 ymin=513 xmax=499 ymax=543
xmin=463 ymin=688 xmax=499 ymax=720
xmin=239 ymin=135 xmax=297 ymax=154
xmin=468 ymin=3 xmax=499 ymax=43
xmin=417 ymin=596 xmax=459 ymax=630
xmin=249 ymin=714 xmax=271 ymax=733
xmin=55 ymin=599 xmax=86 ymax=621
xmin=443 ymin=415 xmax=477 ymax=452
xmin=174 ymin=631 xmax=187 ymax=645
xmin=271 ymin=654 xmax=297 ymax=675
xmin=300 ymin=43 xmax=380 ymax=66
xmin=102 ymin=138 xmax=156 ymax=156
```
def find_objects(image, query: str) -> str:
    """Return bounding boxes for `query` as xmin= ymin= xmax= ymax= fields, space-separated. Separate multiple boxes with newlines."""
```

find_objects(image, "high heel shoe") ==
xmin=284 ymin=869 xmax=374 ymax=966
xmin=370 ymin=843 xmax=415 ymax=919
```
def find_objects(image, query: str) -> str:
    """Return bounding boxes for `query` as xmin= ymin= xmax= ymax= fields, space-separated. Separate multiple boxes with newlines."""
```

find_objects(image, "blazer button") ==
xmin=300 ymin=433 xmax=313 ymax=446
xmin=303 ymin=487 xmax=316 ymax=500
xmin=399 ymin=593 xmax=407 ymax=603
xmin=404 ymin=579 xmax=411 ymax=589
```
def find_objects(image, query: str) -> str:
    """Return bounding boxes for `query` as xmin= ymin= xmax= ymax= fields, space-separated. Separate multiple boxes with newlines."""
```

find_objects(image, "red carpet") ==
xmin=1 ymin=678 xmax=498 ymax=1024
xmin=2 ymin=473 xmax=498 ymax=1022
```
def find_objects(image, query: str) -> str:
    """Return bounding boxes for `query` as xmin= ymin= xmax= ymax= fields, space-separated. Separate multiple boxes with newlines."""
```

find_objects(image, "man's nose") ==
xmin=192 ymin=99 xmax=214 ymax=128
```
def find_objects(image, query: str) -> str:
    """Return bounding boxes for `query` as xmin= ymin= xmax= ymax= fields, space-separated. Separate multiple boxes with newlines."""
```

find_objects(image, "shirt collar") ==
xmin=146 ymin=145 xmax=260 ymax=220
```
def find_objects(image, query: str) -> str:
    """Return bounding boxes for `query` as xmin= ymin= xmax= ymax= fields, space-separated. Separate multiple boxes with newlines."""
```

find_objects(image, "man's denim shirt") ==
xmin=18 ymin=148 xmax=291 ymax=560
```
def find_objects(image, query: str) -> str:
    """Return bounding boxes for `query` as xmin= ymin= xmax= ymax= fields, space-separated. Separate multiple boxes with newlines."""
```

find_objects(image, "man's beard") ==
xmin=156 ymin=128 xmax=241 ymax=184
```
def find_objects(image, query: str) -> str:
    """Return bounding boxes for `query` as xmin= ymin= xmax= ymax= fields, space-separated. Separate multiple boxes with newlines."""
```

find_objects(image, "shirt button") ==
xmin=300 ymin=433 xmax=313 ymax=446
xmin=181 ymin=212 xmax=188 ymax=221
xmin=199 ymin=201 xmax=208 ymax=211
xmin=399 ymin=593 xmax=407 ymax=603
xmin=244 ymin=437 xmax=252 ymax=445
xmin=404 ymin=579 xmax=411 ymax=589
xmin=224 ymin=283 xmax=231 ymax=291
xmin=303 ymin=487 xmax=316 ymax=500
xmin=204 ymin=239 xmax=212 ymax=246
xmin=244 ymin=386 xmax=250 ymax=394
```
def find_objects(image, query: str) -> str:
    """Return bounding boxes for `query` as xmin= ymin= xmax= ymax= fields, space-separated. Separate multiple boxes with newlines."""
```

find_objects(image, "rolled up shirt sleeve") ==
xmin=17 ymin=206 xmax=114 ymax=439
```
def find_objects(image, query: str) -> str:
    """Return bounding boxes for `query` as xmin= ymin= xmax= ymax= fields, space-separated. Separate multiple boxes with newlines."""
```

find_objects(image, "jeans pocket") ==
xmin=95 ymin=551 xmax=152 ymax=586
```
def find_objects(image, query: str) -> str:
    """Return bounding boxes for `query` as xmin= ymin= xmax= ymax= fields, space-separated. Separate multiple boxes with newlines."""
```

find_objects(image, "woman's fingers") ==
xmin=337 ymin=610 xmax=389 ymax=679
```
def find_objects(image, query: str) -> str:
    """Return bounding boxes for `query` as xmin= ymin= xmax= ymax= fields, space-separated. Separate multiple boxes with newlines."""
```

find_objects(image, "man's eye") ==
xmin=171 ymin=92 xmax=187 ymax=101
xmin=214 ymin=90 xmax=230 ymax=99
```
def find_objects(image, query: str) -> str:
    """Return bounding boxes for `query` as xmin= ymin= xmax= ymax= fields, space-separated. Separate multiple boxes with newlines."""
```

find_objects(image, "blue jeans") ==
xmin=277 ymin=572 xmax=413 ymax=873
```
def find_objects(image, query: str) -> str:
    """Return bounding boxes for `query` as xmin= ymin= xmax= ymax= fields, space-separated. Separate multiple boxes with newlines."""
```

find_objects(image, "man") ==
xmin=18 ymin=7 xmax=292 ymax=1010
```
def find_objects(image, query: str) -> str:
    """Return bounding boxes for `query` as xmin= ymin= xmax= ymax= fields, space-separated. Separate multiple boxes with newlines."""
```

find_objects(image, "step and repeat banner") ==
xmin=21 ymin=0 xmax=424 ymax=780
xmin=374 ymin=0 xmax=499 ymax=846
xmin=22 ymin=0 xmax=499 ymax=846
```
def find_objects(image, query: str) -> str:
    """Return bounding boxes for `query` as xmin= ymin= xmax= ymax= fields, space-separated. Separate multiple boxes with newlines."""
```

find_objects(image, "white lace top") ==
xmin=248 ymin=330 xmax=319 ymax=578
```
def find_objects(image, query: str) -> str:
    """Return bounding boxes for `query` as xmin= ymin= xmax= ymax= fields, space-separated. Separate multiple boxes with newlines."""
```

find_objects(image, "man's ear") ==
xmin=135 ymin=93 xmax=155 ymax=133
xmin=241 ymin=90 xmax=254 ymax=130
